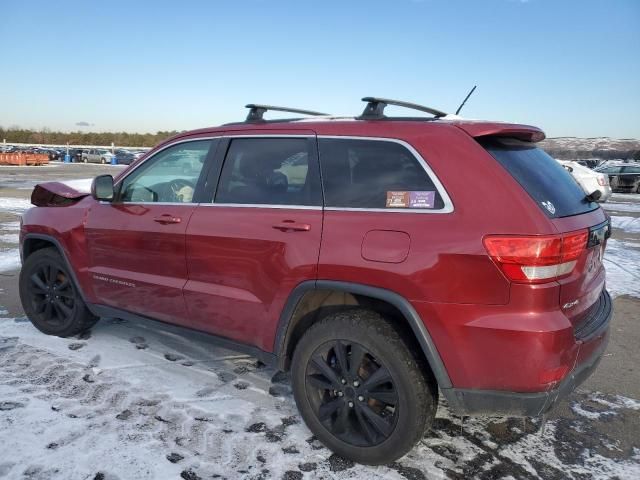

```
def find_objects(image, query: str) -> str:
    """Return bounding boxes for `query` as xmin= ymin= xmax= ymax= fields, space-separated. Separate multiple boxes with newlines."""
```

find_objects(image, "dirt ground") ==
xmin=0 ymin=163 xmax=639 ymax=480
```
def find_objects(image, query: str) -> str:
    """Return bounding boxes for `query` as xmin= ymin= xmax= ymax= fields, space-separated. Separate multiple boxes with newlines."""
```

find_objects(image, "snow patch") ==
xmin=0 ymin=248 xmax=20 ymax=273
xmin=602 ymin=202 xmax=640 ymax=214
xmin=0 ymin=197 xmax=32 ymax=215
xmin=604 ymin=239 xmax=640 ymax=298
xmin=60 ymin=178 xmax=93 ymax=193
xmin=0 ymin=233 xmax=19 ymax=244
xmin=610 ymin=216 xmax=640 ymax=233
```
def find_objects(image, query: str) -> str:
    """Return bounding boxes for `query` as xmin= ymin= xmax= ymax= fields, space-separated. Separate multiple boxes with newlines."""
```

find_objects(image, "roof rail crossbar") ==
xmin=359 ymin=97 xmax=448 ymax=120
xmin=245 ymin=104 xmax=329 ymax=122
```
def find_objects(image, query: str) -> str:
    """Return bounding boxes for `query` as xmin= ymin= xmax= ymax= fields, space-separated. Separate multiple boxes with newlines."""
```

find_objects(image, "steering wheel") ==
xmin=168 ymin=178 xmax=195 ymax=202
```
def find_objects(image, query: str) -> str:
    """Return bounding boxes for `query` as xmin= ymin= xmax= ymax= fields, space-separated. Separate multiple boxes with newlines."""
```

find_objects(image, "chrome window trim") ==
xmin=201 ymin=203 xmax=322 ymax=210
xmin=317 ymin=135 xmax=454 ymax=214
xmin=113 ymin=133 xmax=453 ymax=213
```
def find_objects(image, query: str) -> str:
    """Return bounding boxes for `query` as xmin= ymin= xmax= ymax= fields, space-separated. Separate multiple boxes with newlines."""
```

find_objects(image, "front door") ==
xmin=184 ymin=134 xmax=323 ymax=351
xmin=85 ymin=138 xmax=217 ymax=326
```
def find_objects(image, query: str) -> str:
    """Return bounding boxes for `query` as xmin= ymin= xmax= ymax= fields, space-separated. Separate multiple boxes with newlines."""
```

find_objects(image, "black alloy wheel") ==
xmin=19 ymin=248 xmax=99 ymax=337
xmin=27 ymin=263 xmax=77 ymax=328
xmin=305 ymin=340 xmax=398 ymax=447
xmin=291 ymin=309 xmax=437 ymax=465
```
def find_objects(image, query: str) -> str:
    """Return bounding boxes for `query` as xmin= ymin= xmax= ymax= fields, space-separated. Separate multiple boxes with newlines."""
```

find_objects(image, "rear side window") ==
xmin=481 ymin=138 xmax=598 ymax=218
xmin=215 ymin=137 xmax=321 ymax=206
xmin=318 ymin=138 xmax=445 ymax=209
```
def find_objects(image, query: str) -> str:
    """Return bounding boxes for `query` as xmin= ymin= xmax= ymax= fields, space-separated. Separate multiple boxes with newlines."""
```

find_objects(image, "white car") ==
xmin=557 ymin=160 xmax=611 ymax=203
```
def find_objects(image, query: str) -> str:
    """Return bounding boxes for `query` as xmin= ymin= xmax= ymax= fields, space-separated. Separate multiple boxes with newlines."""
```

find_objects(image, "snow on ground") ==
xmin=1 ymin=315 xmax=639 ymax=480
xmin=610 ymin=216 xmax=640 ymax=234
xmin=0 ymin=249 xmax=20 ymax=274
xmin=59 ymin=178 xmax=93 ymax=192
xmin=0 ymin=197 xmax=31 ymax=216
xmin=603 ymin=239 xmax=640 ymax=298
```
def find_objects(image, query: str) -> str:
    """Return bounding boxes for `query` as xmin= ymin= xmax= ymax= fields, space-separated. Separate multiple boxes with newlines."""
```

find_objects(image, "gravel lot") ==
xmin=1 ymin=163 xmax=639 ymax=480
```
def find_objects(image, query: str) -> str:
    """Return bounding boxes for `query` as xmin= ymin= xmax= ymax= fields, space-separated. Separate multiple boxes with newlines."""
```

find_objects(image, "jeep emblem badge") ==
xmin=541 ymin=201 xmax=556 ymax=215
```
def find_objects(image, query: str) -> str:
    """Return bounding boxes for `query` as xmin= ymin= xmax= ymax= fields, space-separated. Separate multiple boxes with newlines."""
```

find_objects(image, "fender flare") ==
xmin=273 ymin=279 xmax=453 ymax=390
xmin=22 ymin=233 xmax=93 ymax=308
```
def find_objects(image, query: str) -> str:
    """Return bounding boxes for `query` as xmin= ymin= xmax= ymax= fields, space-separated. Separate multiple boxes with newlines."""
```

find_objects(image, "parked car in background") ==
xmin=82 ymin=148 xmax=114 ymax=164
xmin=557 ymin=160 xmax=611 ymax=202
xmin=47 ymin=149 xmax=65 ymax=161
xmin=114 ymin=150 xmax=135 ymax=165
xmin=595 ymin=162 xmax=640 ymax=193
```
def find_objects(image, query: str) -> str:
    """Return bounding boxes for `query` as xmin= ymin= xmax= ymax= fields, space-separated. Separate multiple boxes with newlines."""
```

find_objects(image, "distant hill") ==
xmin=540 ymin=137 xmax=640 ymax=161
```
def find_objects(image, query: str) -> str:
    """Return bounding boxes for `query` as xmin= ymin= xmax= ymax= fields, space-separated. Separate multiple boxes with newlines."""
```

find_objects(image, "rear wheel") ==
xmin=19 ymin=248 xmax=98 ymax=337
xmin=291 ymin=309 xmax=437 ymax=465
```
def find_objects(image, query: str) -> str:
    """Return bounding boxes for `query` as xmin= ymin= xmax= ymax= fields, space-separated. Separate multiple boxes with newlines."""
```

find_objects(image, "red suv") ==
xmin=19 ymin=99 xmax=612 ymax=464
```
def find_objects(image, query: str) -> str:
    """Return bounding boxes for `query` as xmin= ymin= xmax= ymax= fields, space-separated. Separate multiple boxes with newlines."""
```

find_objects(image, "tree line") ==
xmin=0 ymin=127 xmax=182 ymax=147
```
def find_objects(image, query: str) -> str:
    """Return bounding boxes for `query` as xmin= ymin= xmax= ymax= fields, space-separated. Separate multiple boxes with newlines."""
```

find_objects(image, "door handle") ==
xmin=272 ymin=220 xmax=311 ymax=232
xmin=154 ymin=214 xmax=182 ymax=225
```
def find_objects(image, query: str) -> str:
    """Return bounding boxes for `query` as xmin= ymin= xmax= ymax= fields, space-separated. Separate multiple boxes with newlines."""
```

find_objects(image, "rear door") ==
xmin=184 ymin=132 xmax=323 ymax=351
xmin=85 ymin=138 xmax=218 ymax=326
xmin=481 ymin=138 xmax=609 ymax=329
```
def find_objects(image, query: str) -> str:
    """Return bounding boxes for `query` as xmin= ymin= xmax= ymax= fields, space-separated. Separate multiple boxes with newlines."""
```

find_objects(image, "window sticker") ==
xmin=386 ymin=191 xmax=436 ymax=208
xmin=386 ymin=191 xmax=409 ymax=208
xmin=409 ymin=191 xmax=435 ymax=208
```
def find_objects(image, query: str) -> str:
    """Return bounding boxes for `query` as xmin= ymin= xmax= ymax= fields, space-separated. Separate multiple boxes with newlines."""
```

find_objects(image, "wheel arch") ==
xmin=274 ymin=280 xmax=453 ymax=390
xmin=22 ymin=233 xmax=92 ymax=306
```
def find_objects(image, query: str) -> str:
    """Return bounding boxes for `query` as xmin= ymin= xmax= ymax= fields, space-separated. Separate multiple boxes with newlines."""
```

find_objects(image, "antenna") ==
xmin=455 ymin=85 xmax=477 ymax=115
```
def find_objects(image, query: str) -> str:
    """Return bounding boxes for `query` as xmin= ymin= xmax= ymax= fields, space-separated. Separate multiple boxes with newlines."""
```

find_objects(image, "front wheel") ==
xmin=291 ymin=309 xmax=437 ymax=465
xmin=19 ymin=248 xmax=99 ymax=337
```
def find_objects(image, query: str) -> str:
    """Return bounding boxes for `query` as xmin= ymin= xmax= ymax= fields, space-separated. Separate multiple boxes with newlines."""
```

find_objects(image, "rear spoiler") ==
xmin=453 ymin=122 xmax=545 ymax=143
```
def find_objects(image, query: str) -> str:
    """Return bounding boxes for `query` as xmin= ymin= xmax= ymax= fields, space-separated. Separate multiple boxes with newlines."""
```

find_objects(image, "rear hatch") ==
xmin=479 ymin=137 xmax=610 ymax=335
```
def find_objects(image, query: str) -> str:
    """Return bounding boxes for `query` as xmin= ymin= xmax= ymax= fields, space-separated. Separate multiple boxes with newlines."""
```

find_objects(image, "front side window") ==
xmin=318 ymin=138 xmax=445 ymax=209
xmin=119 ymin=140 xmax=213 ymax=203
xmin=215 ymin=137 xmax=321 ymax=206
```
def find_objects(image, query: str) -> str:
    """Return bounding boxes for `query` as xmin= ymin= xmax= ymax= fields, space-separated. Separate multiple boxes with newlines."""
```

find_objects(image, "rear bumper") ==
xmin=443 ymin=290 xmax=612 ymax=417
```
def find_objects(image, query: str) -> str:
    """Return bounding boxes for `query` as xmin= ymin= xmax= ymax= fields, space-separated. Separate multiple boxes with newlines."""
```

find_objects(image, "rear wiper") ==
xmin=585 ymin=190 xmax=602 ymax=202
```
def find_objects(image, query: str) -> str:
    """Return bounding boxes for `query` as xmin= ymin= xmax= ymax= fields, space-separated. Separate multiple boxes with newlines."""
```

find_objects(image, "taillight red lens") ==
xmin=483 ymin=229 xmax=588 ymax=283
xmin=597 ymin=176 xmax=608 ymax=186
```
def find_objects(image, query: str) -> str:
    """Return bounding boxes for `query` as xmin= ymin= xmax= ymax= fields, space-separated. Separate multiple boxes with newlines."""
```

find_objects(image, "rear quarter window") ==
xmin=480 ymin=138 xmax=598 ymax=218
xmin=318 ymin=138 xmax=446 ymax=210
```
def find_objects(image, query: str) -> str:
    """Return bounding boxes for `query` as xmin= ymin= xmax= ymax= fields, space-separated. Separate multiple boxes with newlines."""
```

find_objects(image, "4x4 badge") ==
xmin=541 ymin=201 xmax=556 ymax=215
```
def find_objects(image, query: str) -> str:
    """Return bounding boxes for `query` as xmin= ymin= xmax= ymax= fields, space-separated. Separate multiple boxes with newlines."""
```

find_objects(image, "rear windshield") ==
xmin=480 ymin=138 xmax=598 ymax=218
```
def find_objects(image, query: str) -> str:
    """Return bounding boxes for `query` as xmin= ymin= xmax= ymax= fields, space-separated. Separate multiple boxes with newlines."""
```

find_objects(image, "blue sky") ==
xmin=1 ymin=0 xmax=639 ymax=138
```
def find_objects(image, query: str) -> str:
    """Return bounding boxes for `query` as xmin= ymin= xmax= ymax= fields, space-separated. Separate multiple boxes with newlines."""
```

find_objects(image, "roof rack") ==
xmin=245 ymin=104 xmax=329 ymax=122
xmin=358 ymin=97 xmax=448 ymax=120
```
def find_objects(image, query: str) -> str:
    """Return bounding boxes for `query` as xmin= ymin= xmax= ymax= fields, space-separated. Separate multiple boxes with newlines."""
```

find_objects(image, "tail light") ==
xmin=483 ymin=230 xmax=589 ymax=283
xmin=597 ymin=176 xmax=608 ymax=186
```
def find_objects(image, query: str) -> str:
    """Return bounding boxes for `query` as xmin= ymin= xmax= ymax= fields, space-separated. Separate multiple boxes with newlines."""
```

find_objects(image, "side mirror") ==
xmin=91 ymin=175 xmax=115 ymax=201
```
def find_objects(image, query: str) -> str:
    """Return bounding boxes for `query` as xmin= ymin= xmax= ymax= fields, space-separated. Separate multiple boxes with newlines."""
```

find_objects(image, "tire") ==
xmin=101 ymin=157 xmax=106 ymax=164
xmin=291 ymin=309 xmax=437 ymax=465
xmin=19 ymin=247 xmax=99 ymax=337
xmin=83 ymin=157 xmax=87 ymax=163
